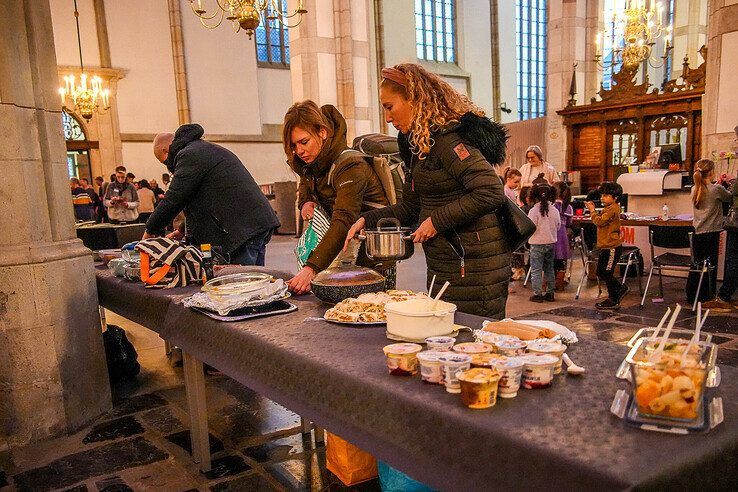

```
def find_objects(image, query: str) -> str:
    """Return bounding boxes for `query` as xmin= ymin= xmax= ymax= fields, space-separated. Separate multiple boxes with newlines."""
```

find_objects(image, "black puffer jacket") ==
xmin=146 ymin=124 xmax=280 ymax=254
xmin=363 ymin=114 xmax=510 ymax=319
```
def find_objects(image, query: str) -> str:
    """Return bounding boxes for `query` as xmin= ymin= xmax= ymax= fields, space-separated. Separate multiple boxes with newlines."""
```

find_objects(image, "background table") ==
xmin=96 ymin=267 xmax=738 ymax=491
xmin=76 ymin=223 xmax=146 ymax=250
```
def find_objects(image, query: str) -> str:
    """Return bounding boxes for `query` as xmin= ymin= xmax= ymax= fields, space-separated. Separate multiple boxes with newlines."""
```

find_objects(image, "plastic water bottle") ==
xmin=662 ymin=203 xmax=669 ymax=221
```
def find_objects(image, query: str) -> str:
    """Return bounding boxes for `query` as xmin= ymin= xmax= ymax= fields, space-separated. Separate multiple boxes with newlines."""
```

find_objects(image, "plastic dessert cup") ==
xmin=416 ymin=351 xmax=445 ymax=384
xmin=496 ymin=339 xmax=527 ymax=357
xmin=521 ymin=354 xmax=558 ymax=389
xmin=471 ymin=353 xmax=507 ymax=369
xmin=453 ymin=342 xmax=494 ymax=355
xmin=457 ymin=368 xmax=501 ymax=409
xmin=438 ymin=353 xmax=472 ymax=393
xmin=627 ymin=338 xmax=714 ymax=422
xmin=382 ymin=343 xmax=423 ymax=376
xmin=425 ymin=336 xmax=455 ymax=352
xmin=493 ymin=357 xmax=525 ymax=398
xmin=527 ymin=341 xmax=567 ymax=374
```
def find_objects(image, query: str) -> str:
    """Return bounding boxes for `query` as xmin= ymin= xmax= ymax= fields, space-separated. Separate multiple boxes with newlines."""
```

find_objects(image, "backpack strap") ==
xmin=327 ymin=149 xmax=365 ymax=187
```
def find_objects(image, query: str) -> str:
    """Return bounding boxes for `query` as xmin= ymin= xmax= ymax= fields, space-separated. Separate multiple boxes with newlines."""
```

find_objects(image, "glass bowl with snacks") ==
xmin=626 ymin=337 xmax=717 ymax=422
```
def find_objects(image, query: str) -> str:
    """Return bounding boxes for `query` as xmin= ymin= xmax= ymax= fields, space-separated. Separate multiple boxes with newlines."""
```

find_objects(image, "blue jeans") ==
xmin=530 ymin=243 xmax=555 ymax=295
xmin=229 ymin=229 xmax=273 ymax=266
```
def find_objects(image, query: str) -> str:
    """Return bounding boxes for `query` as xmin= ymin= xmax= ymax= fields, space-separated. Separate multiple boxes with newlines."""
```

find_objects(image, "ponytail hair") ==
xmin=504 ymin=167 xmax=522 ymax=182
xmin=692 ymin=159 xmax=715 ymax=209
xmin=531 ymin=183 xmax=554 ymax=217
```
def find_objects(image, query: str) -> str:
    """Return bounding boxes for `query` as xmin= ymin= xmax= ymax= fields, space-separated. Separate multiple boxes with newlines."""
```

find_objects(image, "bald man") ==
xmin=142 ymin=124 xmax=280 ymax=265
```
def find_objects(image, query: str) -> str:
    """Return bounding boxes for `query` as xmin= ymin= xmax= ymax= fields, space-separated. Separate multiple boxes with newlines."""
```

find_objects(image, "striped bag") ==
xmin=136 ymin=238 xmax=204 ymax=288
xmin=295 ymin=204 xmax=330 ymax=269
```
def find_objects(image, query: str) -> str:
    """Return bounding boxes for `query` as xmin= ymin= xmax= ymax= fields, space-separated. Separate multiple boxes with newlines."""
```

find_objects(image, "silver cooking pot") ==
xmin=357 ymin=218 xmax=415 ymax=261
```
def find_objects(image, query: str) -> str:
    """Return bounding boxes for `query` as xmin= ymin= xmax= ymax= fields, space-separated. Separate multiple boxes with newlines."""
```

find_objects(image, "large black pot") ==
xmin=310 ymin=260 xmax=385 ymax=304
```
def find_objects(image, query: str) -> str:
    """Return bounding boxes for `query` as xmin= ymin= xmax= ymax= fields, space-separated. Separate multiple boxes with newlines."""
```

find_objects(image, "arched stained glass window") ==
xmin=62 ymin=110 xmax=86 ymax=141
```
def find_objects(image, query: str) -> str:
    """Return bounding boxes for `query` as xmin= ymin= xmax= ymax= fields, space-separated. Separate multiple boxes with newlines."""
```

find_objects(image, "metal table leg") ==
xmin=183 ymin=352 xmax=212 ymax=473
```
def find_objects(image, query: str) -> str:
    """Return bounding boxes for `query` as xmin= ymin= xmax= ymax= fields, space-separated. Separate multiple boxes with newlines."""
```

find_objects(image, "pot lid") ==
xmin=312 ymin=259 xmax=385 ymax=286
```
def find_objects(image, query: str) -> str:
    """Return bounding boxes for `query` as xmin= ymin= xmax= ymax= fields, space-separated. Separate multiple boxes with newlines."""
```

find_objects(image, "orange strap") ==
xmin=140 ymin=253 xmax=172 ymax=285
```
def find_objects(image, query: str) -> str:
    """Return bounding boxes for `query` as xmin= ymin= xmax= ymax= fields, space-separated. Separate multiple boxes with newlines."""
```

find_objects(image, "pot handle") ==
xmin=377 ymin=217 xmax=401 ymax=231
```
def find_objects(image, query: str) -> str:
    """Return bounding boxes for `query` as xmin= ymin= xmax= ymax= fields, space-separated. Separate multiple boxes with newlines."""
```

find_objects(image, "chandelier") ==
xmin=187 ymin=0 xmax=307 ymax=39
xmin=58 ymin=0 xmax=109 ymax=120
xmin=594 ymin=0 xmax=673 ymax=70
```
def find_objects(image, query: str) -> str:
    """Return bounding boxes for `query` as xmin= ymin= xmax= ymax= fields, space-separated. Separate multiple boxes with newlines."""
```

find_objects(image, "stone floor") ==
xmin=2 ymin=234 xmax=737 ymax=491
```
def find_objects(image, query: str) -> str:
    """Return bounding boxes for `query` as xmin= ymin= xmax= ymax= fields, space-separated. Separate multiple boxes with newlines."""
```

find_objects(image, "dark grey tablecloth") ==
xmin=95 ymin=267 xmax=738 ymax=491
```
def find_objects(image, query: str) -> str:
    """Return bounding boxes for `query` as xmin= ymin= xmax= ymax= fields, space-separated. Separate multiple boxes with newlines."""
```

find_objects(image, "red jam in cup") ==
xmin=527 ymin=341 xmax=567 ymax=374
xmin=521 ymin=354 xmax=558 ymax=389
xmin=382 ymin=343 xmax=423 ymax=376
xmin=493 ymin=357 xmax=525 ymax=398
xmin=438 ymin=353 xmax=473 ymax=393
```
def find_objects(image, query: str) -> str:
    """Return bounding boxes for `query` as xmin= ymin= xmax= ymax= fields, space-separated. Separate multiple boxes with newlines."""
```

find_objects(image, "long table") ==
xmin=96 ymin=267 xmax=738 ymax=490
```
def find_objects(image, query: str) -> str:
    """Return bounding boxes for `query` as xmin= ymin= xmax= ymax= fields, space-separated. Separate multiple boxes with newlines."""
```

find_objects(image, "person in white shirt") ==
xmin=527 ymin=184 xmax=561 ymax=302
xmin=520 ymin=145 xmax=559 ymax=187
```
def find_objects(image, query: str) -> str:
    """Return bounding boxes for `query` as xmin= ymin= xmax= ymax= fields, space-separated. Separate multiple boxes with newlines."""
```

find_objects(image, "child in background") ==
xmin=687 ymin=159 xmax=732 ymax=305
xmin=553 ymin=182 xmax=573 ymax=291
xmin=505 ymin=168 xmax=525 ymax=281
xmin=585 ymin=182 xmax=627 ymax=310
xmin=504 ymin=167 xmax=522 ymax=202
xmin=527 ymin=184 xmax=561 ymax=302
xmin=518 ymin=186 xmax=533 ymax=213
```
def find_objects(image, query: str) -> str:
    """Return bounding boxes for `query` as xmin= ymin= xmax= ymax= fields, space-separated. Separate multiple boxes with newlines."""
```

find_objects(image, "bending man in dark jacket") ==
xmin=143 ymin=124 xmax=280 ymax=265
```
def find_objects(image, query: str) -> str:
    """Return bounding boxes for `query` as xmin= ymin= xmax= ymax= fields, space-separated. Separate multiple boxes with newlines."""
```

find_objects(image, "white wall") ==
xmin=121 ymin=142 xmax=165 ymax=182
xmin=104 ymin=0 xmax=179 ymax=134
xmin=716 ymin=31 xmax=738 ymax=134
xmin=258 ymin=68 xmax=293 ymax=125
xmin=458 ymin=0 xmax=493 ymax=115
xmin=497 ymin=0 xmax=518 ymax=123
xmin=226 ymin=143 xmax=296 ymax=184
xmin=50 ymin=0 xmax=100 ymax=67
xmin=179 ymin=0 xmax=262 ymax=135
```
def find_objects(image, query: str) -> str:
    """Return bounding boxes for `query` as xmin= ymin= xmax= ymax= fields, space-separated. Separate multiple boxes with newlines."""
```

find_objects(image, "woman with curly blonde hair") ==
xmin=345 ymin=63 xmax=511 ymax=318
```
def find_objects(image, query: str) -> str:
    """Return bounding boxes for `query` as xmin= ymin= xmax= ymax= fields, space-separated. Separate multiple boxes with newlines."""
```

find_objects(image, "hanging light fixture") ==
xmin=187 ymin=0 xmax=307 ymax=39
xmin=58 ymin=0 xmax=110 ymax=120
xmin=594 ymin=0 xmax=673 ymax=70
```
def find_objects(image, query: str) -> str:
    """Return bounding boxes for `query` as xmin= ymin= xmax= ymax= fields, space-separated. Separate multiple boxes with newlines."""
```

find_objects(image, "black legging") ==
xmin=686 ymin=231 xmax=720 ymax=303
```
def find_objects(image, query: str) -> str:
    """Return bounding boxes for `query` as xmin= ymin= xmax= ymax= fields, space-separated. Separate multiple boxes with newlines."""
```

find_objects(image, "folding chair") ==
xmin=640 ymin=225 xmax=714 ymax=312
xmin=575 ymin=228 xmax=601 ymax=299
xmin=619 ymin=245 xmax=644 ymax=298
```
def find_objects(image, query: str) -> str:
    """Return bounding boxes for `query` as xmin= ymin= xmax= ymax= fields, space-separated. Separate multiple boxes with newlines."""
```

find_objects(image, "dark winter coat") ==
xmin=363 ymin=113 xmax=510 ymax=319
xmin=146 ymin=124 xmax=280 ymax=254
xmin=293 ymin=105 xmax=389 ymax=272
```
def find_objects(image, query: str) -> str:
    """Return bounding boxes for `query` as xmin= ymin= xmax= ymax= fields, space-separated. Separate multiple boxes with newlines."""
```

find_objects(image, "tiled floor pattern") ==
xmin=2 ymin=235 xmax=737 ymax=491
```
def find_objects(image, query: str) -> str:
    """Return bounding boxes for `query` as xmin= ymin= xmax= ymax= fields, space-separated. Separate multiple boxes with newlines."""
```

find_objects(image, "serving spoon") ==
xmin=562 ymin=353 xmax=585 ymax=375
